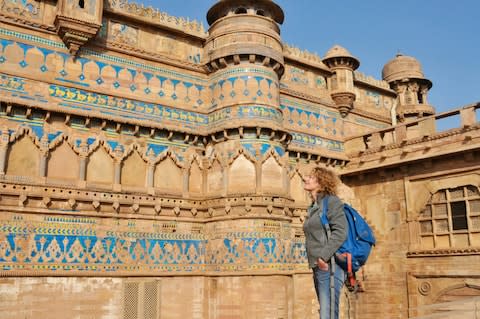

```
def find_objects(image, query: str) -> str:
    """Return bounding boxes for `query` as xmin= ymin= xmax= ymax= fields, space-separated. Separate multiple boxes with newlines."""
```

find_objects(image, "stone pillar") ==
xmin=113 ymin=145 xmax=123 ymax=192
xmin=39 ymin=134 xmax=49 ymax=178
xmin=0 ymin=128 xmax=10 ymax=175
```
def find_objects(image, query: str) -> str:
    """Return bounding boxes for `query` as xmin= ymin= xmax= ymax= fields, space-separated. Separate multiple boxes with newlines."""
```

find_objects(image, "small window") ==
xmin=451 ymin=201 xmax=467 ymax=230
xmin=234 ymin=7 xmax=247 ymax=14
xmin=256 ymin=10 xmax=265 ymax=16
xmin=78 ymin=0 xmax=85 ymax=9
xmin=418 ymin=185 xmax=480 ymax=248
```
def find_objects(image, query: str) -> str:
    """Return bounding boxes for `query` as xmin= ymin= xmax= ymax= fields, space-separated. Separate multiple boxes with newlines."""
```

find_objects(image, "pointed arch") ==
xmin=86 ymin=144 xmax=114 ymax=184
xmin=206 ymin=155 xmax=224 ymax=195
xmin=261 ymin=150 xmax=284 ymax=194
xmin=121 ymin=148 xmax=147 ymax=187
xmin=435 ymin=283 xmax=480 ymax=304
xmin=228 ymin=152 xmax=255 ymax=194
xmin=290 ymin=169 xmax=308 ymax=204
xmin=47 ymin=140 xmax=79 ymax=180
xmin=188 ymin=154 xmax=203 ymax=195
xmin=154 ymin=152 xmax=183 ymax=194
xmin=5 ymin=135 xmax=39 ymax=177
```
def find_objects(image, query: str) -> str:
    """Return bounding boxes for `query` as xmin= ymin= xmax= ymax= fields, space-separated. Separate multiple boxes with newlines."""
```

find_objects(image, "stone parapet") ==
xmin=342 ymin=102 xmax=480 ymax=175
xmin=104 ymin=0 xmax=207 ymax=37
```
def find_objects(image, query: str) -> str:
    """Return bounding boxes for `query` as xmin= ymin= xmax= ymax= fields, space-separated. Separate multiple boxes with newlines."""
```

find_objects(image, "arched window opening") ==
xmin=234 ymin=7 xmax=247 ymax=14
xmin=417 ymin=91 xmax=424 ymax=104
xmin=418 ymin=185 xmax=480 ymax=249
xmin=256 ymin=9 xmax=265 ymax=16
xmin=78 ymin=0 xmax=85 ymax=9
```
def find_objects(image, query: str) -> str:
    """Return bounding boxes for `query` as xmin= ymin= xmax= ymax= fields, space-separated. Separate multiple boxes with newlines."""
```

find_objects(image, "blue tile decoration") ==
xmin=366 ymin=90 xmax=381 ymax=107
xmin=0 ymin=213 xmax=307 ymax=273
xmin=280 ymin=98 xmax=341 ymax=135
xmin=290 ymin=132 xmax=344 ymax=152
xmin=0 ymin=29 xmax=207 ymax=107
xmin=0 ymin=74 xmax=25 ymax=92
xmin=240 ymin=142 xmax=285 ymax=160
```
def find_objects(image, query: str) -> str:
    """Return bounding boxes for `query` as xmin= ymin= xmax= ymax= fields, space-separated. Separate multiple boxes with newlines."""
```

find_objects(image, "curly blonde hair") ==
xmin=309 ymin=167 xmax=339 ymax=195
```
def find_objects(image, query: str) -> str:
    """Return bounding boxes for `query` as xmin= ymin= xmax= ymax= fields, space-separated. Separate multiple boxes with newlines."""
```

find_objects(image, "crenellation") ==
xmin=354 ymin=70 xmax=391 ymax=90
xmin=283 ymin=43 xmax=328 ymax=69
xmin=104 ymin=0 xmax=207 ymax=37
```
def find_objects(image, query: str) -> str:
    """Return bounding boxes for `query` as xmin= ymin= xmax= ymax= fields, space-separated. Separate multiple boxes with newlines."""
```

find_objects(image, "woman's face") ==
xmin=303 ymin=174 xmax=320 ymax=193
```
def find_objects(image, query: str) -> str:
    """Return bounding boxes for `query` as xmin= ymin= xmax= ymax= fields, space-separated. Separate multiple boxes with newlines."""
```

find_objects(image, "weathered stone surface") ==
xmin=0 ymin=0 xmax=479 ymax=318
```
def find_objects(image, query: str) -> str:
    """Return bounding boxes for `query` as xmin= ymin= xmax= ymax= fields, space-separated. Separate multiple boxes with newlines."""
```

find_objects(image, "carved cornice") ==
xmin=96 ymin=40 xmax=207 ymax=73
xmin=0 ymin=182 xmax=295 ymax=222
xmin=0 ymin=12 xmax=56 ymax=33
xmin=280 ymin=87 xmax=335 ymax=107
xmin=407 ymin=248 xmax=480 ymax=257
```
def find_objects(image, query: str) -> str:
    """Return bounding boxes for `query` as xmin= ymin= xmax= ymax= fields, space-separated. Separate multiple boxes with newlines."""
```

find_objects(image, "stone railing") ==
xmin=344 ymin=102 xmax=480 ymax=157
xmin=105 ymin=0 xmax=207 ymax=37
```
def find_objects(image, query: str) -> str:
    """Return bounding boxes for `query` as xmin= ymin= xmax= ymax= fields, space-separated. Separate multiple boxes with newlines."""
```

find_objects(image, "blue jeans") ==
xmin=313 ymin=261 xmax=345 ymax=319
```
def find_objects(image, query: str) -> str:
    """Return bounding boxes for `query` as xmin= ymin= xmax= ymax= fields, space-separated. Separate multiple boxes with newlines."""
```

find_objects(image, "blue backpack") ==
xmin=321 ymin=196 xmax=376 ymax=292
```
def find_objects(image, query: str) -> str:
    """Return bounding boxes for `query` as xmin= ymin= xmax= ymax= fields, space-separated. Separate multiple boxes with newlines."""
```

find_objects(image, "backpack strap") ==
xmin=321 ymin=196 xmax=358 ymax=293
xmin=320 ymin=196 xmax=336 ymax=319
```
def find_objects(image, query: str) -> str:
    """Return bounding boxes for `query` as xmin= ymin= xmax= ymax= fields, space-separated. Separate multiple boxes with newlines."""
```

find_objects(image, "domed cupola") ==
xmin=382 ymin=53 xmax=435 ymax=122
xmin=205 ymin=0 xmax=285 ymax=78
xmin=322 ymin=45 xmax=360 ymax=117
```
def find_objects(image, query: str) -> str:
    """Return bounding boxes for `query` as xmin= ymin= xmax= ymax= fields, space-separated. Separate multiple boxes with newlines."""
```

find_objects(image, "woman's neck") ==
xmin=310 ymin=191 xmax=324 ymax=201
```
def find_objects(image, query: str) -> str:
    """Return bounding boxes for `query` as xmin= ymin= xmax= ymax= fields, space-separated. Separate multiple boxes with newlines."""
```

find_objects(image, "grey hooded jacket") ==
xmin=303 ymin=193 xmax=348 ymax=269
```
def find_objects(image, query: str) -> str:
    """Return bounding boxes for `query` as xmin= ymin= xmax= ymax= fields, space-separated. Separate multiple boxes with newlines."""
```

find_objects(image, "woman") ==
xmin=303 ymin=167 xmax=347 ymax=319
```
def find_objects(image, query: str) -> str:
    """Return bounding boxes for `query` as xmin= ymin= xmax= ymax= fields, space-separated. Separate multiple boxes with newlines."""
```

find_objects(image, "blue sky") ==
xmin=138 ymin=0 xmax=479 ymax=118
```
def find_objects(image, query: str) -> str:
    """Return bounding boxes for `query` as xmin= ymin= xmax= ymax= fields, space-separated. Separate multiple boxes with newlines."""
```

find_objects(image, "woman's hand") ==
xmin=316 ymin=258 xmax=329 ymax=271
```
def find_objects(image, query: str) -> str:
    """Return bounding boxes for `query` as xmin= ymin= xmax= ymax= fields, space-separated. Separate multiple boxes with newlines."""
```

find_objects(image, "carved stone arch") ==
xmin=9 ymin=125 xmax=38 ymax=145
xmin=154 ymin=149 xmax=185 ymax=168
xmin=205 ymin=147 xmax=225 ymax=169
xmin=121 ymin=146 xmax=147 ymax=187
xmin=260 ymin=146 xmax=285 ymax=165
xmin=411 ymin=176 xmax=480 ymax=250
xmin=189 ymin=152 xmax=204 ymax=169
xmin=124 ymin=142 xmax=152 ymax=162
xmin=188 ymin=153 xmax=204 ymax=195
xmin=86 ymin=141 xmax=115 ymax=185
xmin=228 ymin=150 xmax=256 ymax=195
xmin=434 ymin=283 xmax=480 ymax=304
xmin=99 ymin=140 xmax=126 ymax=159
xmin=5 ymin=134 xmax=39 ymax=178
xmin=67 ymin=135 xmax=101 ymax=156
xmin=410 ymin=175 xmax=480 ymax=221
xmin=206 ymin=155 xmax=225 ymax=195
xmin=46 ymin=132 xmax=66 ymax=151
xmin=154 ymin=151 xmax=183 ymax=194
xmin=47 ymin=138 xmax=79 ymax=180
xmin=290 ymin=168 xmax=308 ymax=204
xmin=261 ymin=149 xmax=284 ymax=194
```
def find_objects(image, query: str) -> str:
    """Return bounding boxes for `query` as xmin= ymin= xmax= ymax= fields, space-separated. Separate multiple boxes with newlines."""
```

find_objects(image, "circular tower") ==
xmin=205 ymin=0 xmax=285 ymax=125
xmin=322 ymin=45 xmax=360 ymax=117
xmin=204 ymin=0 xmax=291 ymax=199
xmin=382 ymin=54 xmax=435 ymax=122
